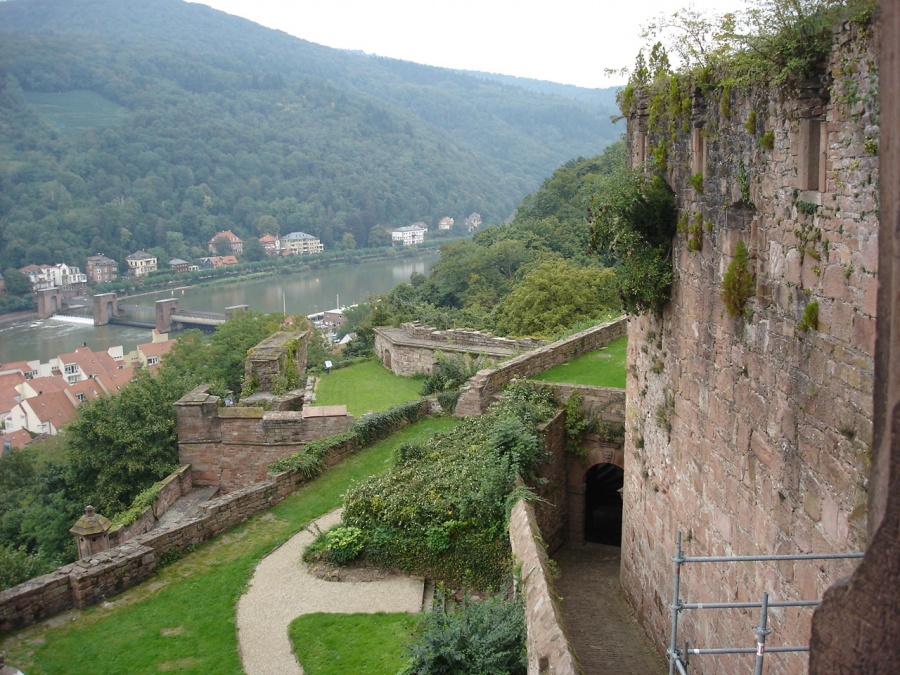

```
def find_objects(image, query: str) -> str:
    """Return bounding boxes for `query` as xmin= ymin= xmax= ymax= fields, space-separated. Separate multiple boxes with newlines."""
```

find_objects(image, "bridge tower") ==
xmin=155 ymin=298 xmax=180 ymax=333
xmin=92 ymin=293 xmax=118 ymax=325
xmin=36 ymin=288 xmax=64 ymax=318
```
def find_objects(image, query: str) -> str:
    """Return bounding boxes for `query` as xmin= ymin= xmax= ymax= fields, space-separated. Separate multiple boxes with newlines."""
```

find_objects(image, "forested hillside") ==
xmin=0 ymin=0 xmax=620 ymax=271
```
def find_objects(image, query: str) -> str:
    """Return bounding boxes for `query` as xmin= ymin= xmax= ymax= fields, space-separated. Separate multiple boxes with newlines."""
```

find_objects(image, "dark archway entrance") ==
xmin=584 ymin=463 xmax=623 ymax=545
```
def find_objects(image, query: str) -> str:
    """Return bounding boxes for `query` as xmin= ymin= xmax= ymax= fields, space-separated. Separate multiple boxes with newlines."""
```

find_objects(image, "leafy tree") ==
xmin=495 ymin=259 xmax=619 ymax=336
xmin=241 ymin=236 xmax=267 ymax=262
xmin=67 ymin=370 xmax=185 ymax=513
xmin=212 ymin=235 xmax=233 ymax=256
xmin=590 ymin=167 xmax=676 ymax=314
xmin=2 ymin=268 xmax=31 ymax=295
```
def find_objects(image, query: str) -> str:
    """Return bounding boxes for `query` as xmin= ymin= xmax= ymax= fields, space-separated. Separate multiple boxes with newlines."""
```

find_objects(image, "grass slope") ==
xmin=0 ymin=417 xmax=459 ymax=675
xmin=529 ymin=336 xmax=628 ymax=389
xmin=314 ymin=359 xmax=422 ymax=415
xmin=290 ymin=612 xmax=420 ymax=675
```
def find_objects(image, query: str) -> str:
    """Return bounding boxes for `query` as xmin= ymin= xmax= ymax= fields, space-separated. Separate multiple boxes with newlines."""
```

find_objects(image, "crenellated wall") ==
xmin=176 ymin=386 xmax=353 ymax=491
xmin=621 ymin=20 xmax=879 ymax=674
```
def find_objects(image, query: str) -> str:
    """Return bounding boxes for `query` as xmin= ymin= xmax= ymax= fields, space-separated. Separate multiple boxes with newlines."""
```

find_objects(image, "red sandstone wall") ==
xmin=177 ymin=387 xmax=353 ymax=491
xmin=455 ymin=318 xmax=628 ymax=417
xmin=509 ymin=499 xmax=582 ymax=675
xmin=621 ymin=21 xmax=878 ymax=674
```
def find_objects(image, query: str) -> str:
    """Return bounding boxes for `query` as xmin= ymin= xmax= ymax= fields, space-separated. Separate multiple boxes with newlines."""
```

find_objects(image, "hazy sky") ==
xmin=195 ymin=0 xmax=748 ymax=89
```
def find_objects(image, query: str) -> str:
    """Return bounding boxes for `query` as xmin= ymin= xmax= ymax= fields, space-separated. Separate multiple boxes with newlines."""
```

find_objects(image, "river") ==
xmin=0 ymin=253 xmax=438 ymax=365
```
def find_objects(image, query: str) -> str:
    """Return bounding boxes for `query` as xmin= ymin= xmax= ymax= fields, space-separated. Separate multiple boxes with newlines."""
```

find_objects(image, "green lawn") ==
xmin=529 ymin=336 xmax=628 ymax=389
xmin=315 ymin=359 xmax=422 ymax=415
xmin=0 ymin=417 xmax=460 ymax=675
xmin=290 ymin=612 xmax=420 ymax=675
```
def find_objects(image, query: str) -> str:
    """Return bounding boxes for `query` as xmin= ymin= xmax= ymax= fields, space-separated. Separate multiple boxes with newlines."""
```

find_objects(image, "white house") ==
xmin=281 ymin=232 xmax=324 ymax=255
xmin=391 ymin=224 xmax=426 ymax=246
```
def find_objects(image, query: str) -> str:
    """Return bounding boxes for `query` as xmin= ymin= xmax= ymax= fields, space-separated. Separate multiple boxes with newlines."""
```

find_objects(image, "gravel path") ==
xmin=236 ymin=508 xmax=425 ymax=675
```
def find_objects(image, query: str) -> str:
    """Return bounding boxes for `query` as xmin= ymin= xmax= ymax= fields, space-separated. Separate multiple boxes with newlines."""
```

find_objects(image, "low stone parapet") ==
xmin=509 ymin=499 xmax=581 ymax=675
xmin=455 ymin=317 xmax=627 ymax=417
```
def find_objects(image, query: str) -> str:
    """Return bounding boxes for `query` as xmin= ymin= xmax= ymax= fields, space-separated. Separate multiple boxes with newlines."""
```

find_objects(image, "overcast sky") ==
xmin=195 ymin=0 xmax=748 ymax=89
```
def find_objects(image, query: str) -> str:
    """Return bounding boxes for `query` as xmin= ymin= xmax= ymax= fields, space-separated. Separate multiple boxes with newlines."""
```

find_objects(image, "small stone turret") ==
xmin=69 ymin=505 xmax=112 ymax=560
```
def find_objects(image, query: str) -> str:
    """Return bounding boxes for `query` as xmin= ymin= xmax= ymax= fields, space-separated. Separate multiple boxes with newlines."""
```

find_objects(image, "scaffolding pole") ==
xmin=667 ymin=531 xmax=863 ymax=674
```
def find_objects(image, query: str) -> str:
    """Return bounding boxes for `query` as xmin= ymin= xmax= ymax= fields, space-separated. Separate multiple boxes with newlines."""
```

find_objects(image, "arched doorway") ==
xmin=584 ymin=463 xmax=623 ymax=545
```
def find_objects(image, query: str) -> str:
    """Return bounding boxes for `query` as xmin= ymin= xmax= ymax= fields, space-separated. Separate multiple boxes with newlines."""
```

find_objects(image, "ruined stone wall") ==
xmin=108 ymin=465 xmax=194 ymax=546
xmin=455 ymin=318 xmax=628 ymax=416
xmin=176 ymin=386 xmax=353 ymax=491
xmin=621 ymin=21 xmax=879 ymax=673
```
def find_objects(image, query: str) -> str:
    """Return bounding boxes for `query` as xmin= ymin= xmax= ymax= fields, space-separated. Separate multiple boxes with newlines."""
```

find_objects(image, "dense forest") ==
xmin=0 ymin=0 xmax=620 ymax=273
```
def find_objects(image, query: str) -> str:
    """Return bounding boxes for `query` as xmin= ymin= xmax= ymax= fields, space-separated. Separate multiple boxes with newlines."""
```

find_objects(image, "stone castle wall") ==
xmin=622 ymin=20 xmax=878 ymax=673
xmin=455 ymin=318 xmax=627 ymax=416
xmin=0 ymin=445 xmax=357 ymax=634
xmin=176 ymin=386 xmax=353 ymax=492
xmin=374 ymin=322 xmax=541 ymax=377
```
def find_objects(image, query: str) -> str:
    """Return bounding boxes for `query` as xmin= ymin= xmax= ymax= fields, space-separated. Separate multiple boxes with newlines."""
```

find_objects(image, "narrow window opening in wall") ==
xmin=691 ymin=126 xmax=707 ymax=180
xmin=800 ymin=119 xmax=827 ymax=192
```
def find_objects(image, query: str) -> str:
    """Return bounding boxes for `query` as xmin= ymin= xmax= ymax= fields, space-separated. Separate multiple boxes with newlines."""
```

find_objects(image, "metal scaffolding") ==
xmin=667 ymin=531 xmax=863 ymax=674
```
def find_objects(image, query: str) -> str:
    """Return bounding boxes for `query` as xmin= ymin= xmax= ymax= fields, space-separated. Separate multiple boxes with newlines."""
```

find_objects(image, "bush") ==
xmin=0 ymin=545 xmax=56 ymax=591
xmin=722 ymin=241 xmax=756 ymax=318
xmin=269 ymin=400 xmax=426 ymax=475
xmin=342 ymin=383 xmax=556 ymax=587
xmin=399 ymin=596 xmax=526 ymax=675
xmin=420 ymin=352 xmax=485 ymax=396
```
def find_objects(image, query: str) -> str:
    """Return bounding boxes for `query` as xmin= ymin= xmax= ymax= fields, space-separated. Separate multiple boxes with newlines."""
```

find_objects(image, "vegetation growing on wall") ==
xmin=589 ymin=167 xmax=677 ymax=314
xmin=721 ymin=241 xmax=756 ymax=318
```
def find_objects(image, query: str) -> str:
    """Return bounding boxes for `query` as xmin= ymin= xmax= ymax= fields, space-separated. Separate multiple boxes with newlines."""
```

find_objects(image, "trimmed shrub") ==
xmin=399 ymin=596 xmax=526 ymax=675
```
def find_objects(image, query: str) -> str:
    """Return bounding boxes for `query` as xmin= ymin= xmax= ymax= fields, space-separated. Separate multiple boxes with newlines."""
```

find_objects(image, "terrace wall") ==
xmin=455 ymin=318 xmax=628 ymax=417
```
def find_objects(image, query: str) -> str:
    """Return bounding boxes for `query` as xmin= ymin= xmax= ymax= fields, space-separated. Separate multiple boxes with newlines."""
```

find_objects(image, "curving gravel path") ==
xmin=236 ymin=508 xmax=425 ymax=675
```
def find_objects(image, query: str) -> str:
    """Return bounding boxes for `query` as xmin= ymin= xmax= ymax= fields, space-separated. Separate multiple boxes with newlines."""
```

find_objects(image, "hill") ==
xmin=0 ymin=0 xmax=621 ymax=271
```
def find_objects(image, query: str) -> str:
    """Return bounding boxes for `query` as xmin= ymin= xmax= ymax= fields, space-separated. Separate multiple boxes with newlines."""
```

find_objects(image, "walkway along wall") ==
xmin=622 ymin=20 xmax=878 ymax=674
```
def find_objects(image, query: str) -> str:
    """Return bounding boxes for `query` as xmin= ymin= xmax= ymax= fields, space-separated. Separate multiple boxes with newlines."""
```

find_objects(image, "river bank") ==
xmin=0 ymin=252 xmax=439 ymax=365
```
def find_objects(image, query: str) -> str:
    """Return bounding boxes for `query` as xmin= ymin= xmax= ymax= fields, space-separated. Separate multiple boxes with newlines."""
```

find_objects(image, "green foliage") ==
xmin=590 ymin=167 xmax=677 ymax=314
xmin=436 ymin=391 xmax=461 ymax=415
xmin=66 ymin=370 xmax=184 ymax=514
xmin=2 ymin=268 xmax=32 ymax=295
xmin=0 ymin=447 xmax=81 ymax=568
xmin=342 ymin=384 xmax=556 ymax=587
xmin=0 ymin=544 xmax=57 ymax=591
xmin=744 ymin=110 xmax=758 ymax=133
xmin=495 ymin=259 xmax=619 ymax=337
xmin=563 ymin=392 xmax=589 ymax=455
xmin=304 ymin=525 xmax=366 ymax=565
xmin=722 ymin=241 xmax=756 ymax=318
xmin=399 ymin=596 xmax=526 ymax=675
xmin=759 ymin=130 xmax=775 ymax=150
xmin=420 ymin=352 xmax=487 ymax=396
xmin=690 ymin=172 xmax=704 ymax=193
xmin=738 ymin=160 xmax=753 ymax=206
xmin=797 ymin=300 xmax=819 ymax=333
xmin=111 ymin=482 xmax=163 ymax=527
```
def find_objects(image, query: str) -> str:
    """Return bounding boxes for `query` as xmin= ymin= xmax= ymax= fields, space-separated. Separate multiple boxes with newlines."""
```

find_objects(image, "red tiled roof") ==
xmin=23 ymin=390 xmax=77 ymax=427
xmin=2 ymin=429 xmax=33 ymax=450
